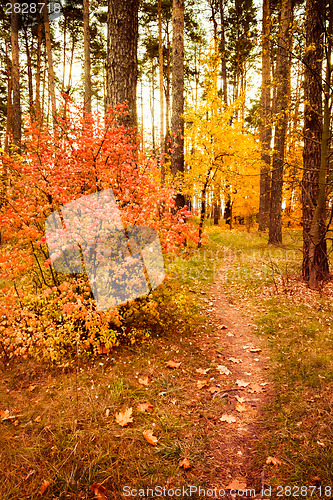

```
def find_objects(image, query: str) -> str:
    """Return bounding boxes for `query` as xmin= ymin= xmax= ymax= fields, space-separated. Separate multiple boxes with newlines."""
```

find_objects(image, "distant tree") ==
xmin=10 ymin=0 xmax=21 ymax=149
xmin=83 ymin=0 xmax=92 ymax=113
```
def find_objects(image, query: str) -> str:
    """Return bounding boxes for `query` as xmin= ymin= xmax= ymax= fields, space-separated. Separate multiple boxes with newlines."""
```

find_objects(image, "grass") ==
xmin=1 ymin=226 xmax=333 ymax=497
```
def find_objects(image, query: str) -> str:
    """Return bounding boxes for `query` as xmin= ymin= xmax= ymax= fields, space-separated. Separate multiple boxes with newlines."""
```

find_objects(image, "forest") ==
xmin=0 ymin=0 xmax=332 ymax=498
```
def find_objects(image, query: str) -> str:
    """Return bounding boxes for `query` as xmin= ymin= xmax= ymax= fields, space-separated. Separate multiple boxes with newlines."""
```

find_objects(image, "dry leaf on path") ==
xmin=143 ymin=429 xmax=158 ymax=445
xmin=227 ymin=332 xmax=234 ymax=337
xmin=216 ymin=365 xmax=231 ymax=375
xmin=197 ymin=380 xmax=208 ymax=389
xmin=235 ymin=395 xmax=245 ymax=403
xmin=166 ymin=360 xmax=181 ymax=368
xmin=115 ymin=408 xmax=133 ymax=427
xmin=248 ymin=383 xmax=263 ymax=393
xmin=228 ymin=357 xmax=242 ymax=364
xmin=39 ymin=480 xmax=50 ymax=496
xmin=226 ymin=479 xmax=247 ymax=490
xmin=235 ymin=401 xmax=247 ymax=412
xmin=220 ymin=414 xmax=236 ymax=423
xmin=28 ymin=385 xmax=36 ymax=392
xmin=196 ymin=367 xmax=210 ymax=375
xmin=236 ymin=379 xmax=250 ymax=387
xmin=34 ymin=415 xmax=41 ymax=423
xmin=218 ymin=325 xmax=228 ymax=330
xmin=136 ymin=403 xmax=154 ymax=413
xmin=138 ymin=376 xmax=150 ymax=386
xmin=266 ymin=456 xmax=282 ymax=466
xmin=91 ymin=482 xmax=108 ymax=500
xmin=249 ymin=348 xmax=261 ymax=353
xmin=207 ymin=386 xmax=220 ymax=394
xmin=179 ymin=458 xmax=191 ymax=469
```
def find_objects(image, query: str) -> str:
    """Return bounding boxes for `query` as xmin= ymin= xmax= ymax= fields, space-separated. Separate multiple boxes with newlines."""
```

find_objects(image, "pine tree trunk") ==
xmin=158 ymin=0 xmax=165 ymax=172
xmin=24 ymin=28 xmax=34 ymax=118
xmin=35 ymin=15 xmax=42 ymax=117
xmin=171 ymin=0 xmax=185 ymax=206
xmin=10 ymin=0 xmax=21 ymax=149
xmin=268 ymin=0 xmax=292 ymax=244
xmin=106 ymin=0 xmax=139 ymax=128
xmin=302 ymin=0 xmax=329 ymax=288
xmin=83 ymin=0 xmax=92 ymax=113
xmin=258 ymin=0 xmax=271 ymax=231
xmin=44 ymin=5 xmax=57 ymax=124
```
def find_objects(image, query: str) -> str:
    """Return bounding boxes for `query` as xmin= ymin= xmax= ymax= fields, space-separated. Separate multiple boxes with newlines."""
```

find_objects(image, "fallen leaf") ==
xmin=179 ymin=458 xmax=191 ymax=469
xmin=266 ymin=456 xmax=282 ymax=466
xmin=226 ymin=479 xmax=247 ymax=490
xmin=228 ymin=357 xmax=242 ymax=364
xmin=235 ymin=401 xmax=247 ymax=412
xmin=105 ymin=408 xmax=110 ymax=417
xmin=13 ymin=419 xmax=19 ymax=426
xmin=136 ymin=403 xmax=154 ymax=413
xmin=0 ymin=409 xmax=10 ymax=420
xmin=226 ymin=332 xmax=234 ymax=337
xmin=309 ymin=476 xmax=321 ymax=487
xmin=216 ymin=365 xmax=231 ymax=375
xmin=34 ymin=415 xmax=41 ymax=423
xmin=115 ymin=408 xmax=133 ymax=427
xmin=170 ymin=398 xmax=178 ymax=405
xmin=91 ymin=482 xmax=108 ymax=500
xmin=219 ymin=325 xmax=228 ymax=329
xmin=220 ymin=414 xmax=236 ymax=423
xmin=236 ymin=379 xmax=250 ymax=387
xmin=25 ymin=469 xmax=36 ymax=480
xmin=248 ymin=383 xmax=263 ymax=393
xmin=317 ymin=441 xmax=325 ymax=447
xmin=196 ymin=367 xmax=210 ymax=375
xmin=197 ymin=380 xmax=208 ymax=389
xmin=138 ymin=376 xmax=150 ymax=386
xmin=235 ymin=395 xmax=245 ymax=403
xmin=28 ymin=385 xmax=36 ymax=392
xmin=98 ymin=344 xmax=109 ymax=355
xmin=207 ymin=386 xmax=220 ymax=394
xmin=249 ymin=347 xmax=261 ymax=353
xmin=166 ymin=360 xmax=181 ymax=368
xmin=39 ymin=480 xmax=50 ymax=496
xmin=143 ymin=429 xmax=158 ymax=445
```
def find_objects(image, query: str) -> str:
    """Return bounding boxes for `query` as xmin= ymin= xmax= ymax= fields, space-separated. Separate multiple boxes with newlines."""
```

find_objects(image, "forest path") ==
xmin=198 ymin=255 xmax=273 ymax=497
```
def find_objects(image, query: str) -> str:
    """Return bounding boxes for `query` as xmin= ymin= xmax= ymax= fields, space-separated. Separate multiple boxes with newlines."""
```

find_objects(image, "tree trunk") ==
xmin=258 ymin=0 xmax=272 ymax=231
xmin=83 ymin=0 xmax=92 ymax=113
xmin=44 ymin=4 xmax=57 ymax=125
xmin=268 ymin=0 xmax=292 ymax=244
xmin=302 ymin=0 xmax=329 ymax=288
xmin=158 ymin=0 xmax=165 ymax=173
xmin=165 ymin=24 xmax=171 ymax=153
xmin=10 ymin=0 xmax=21 ymax=150
xmin=35 ymin=15 xmax=43 ymax=117
xmin=218 ymin=0 xmax=227 ymax=105
xmin=24 ymin=28 xmax=34 ymax=118
xmin=106 ymin=0 xmax=139 ymax=128
xmin=171 ymin=0 xmax=185 ymax=206
xmin=151 ymin=62 xmax=155 ymax=154
xmin=4 ymin=40 xmax=12 ymax=154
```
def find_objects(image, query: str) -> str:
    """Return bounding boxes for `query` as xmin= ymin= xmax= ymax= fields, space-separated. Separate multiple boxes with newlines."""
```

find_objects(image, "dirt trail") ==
xmin=201 ymin=263 xmax=273 ymax=497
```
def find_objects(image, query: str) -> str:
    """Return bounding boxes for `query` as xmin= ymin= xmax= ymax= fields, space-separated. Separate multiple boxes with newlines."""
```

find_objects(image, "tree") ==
xmin=83 ymin=0 xmax=92 ymax=113
xmin=106 ymin=0 xmax=139 ymax=127
xmin=171 ymin=0 xmax=185 ymax=206
xmin=301 ymin=0 xmax=330 ymax=288
xmin=268 ymin=0 xmax=292 ymax=244
xmin=44 ymin=4 xmax=57 ymax=125
xmin=258 ymin=0 xmax=271 ymax=231
xmin=10 ymin=0 xmax=21 ymax=149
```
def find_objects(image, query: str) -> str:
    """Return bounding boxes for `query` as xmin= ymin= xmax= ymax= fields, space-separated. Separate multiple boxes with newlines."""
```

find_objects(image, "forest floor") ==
xmin=0 ymin=228 xmax=332 ymax=499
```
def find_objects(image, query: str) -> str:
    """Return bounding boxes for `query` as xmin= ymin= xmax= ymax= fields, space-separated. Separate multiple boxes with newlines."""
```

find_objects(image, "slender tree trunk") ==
xmin=44 ymin=5 xmax=57 ymax=125
xmin=62 ymin=12 xmax=67 ymax=91
xmin=151 ymin=62 xmax=155 ymax=154
xmin=35 ymin=15 xmax=42 ymax=116
xmin=268 ymin=0 xmax=292 ymax=244
xmin=24 ymin=28 xmax=34 ymax=118
xmin=258 ymin=0 xmax=272 ymax=231
xmin=171 ymin=0 xmax=185 ymax=207
xmin=106 ymin=0 xmax=139 ymax=128
xmin=158 ymin=0 xmax=165 ymax=173
xmin=11 ymin=0 xmax=21 ymax=150
xmin=4 ymin=40 xmax=12 ymax=154
xmin=165 ymin=24 xmax=171 ymax=152
xmin=302 ymin=0 xmax=329 ymax=287
xmin=218 ymin=0 xmax=227 ymax=105
xmin=83 ymin=0 xmax=92 ymax=113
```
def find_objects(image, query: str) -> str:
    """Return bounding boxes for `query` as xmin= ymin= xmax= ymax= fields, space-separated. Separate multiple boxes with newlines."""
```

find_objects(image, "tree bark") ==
xmin=106 ymin=0 xmax=139 ymax=128
xmin=158 ymin=0 xmax=165 ymax=173
xmin=171 ymin=0 xmax=185 ymax=206
xmin=302 ymin=0 xmax=329 ymax=287
xmin=268 ymin=0 xmax=292 ymax=244
xmin=10 ymin=0 xmax=21 ymax=150
xmin=83 ymin=0 xmax=92 ymax=113
xmin=258 ymin=0 xmax=271 ymax=231
xmin=35 ymin=15 xmax=43 ymax=117
xmin=44 ymin=5 xmax=57 ymax=125
xmin=218 ymin=0 xmax=227 ymax=105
